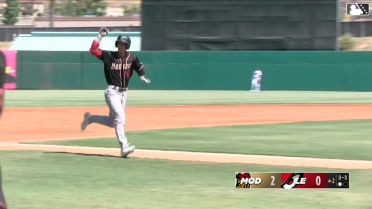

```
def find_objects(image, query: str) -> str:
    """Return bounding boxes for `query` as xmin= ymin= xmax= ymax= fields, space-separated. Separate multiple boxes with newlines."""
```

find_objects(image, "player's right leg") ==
xmin=80 ymin=88 xmax=117 ymax=130
xmin=80 ymin=112 xmax=91 ymax=131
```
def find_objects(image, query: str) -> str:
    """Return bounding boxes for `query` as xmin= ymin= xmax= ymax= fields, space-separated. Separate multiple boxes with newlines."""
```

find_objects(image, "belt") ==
xmin=108 ymin=85 xmax=127 ymax=92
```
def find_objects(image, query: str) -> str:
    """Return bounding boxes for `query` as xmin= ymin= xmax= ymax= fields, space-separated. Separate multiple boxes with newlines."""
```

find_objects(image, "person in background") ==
xmin=251 ymin=67 xmax=263 ymax=91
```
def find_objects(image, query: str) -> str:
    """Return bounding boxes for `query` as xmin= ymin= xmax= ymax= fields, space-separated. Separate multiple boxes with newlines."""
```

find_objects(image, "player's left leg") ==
xmin=101 ymin=89 xmax=128 ymax=150
xmin=251 ymin=79 xmax=257 ymax=91
xmin=256 ymin=79 xmax=261 ymax=91
xmin=114 ymin=91 xmax=127 ymax=149
xmin=120 ymin=91 xmax=135 ymax=157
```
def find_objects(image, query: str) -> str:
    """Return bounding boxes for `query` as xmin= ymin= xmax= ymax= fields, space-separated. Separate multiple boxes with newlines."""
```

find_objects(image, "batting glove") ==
xmin=97 ymin=27 xmax=109 ymax=41
xmin=140 ymin=75 xmax=151 ymax=84
xmin=99 ymin=27 xmax=109 ymax=36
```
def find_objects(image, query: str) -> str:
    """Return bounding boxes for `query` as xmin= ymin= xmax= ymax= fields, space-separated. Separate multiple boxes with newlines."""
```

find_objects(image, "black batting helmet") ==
xmin=115 ymin=35 xmax=131 ymax=49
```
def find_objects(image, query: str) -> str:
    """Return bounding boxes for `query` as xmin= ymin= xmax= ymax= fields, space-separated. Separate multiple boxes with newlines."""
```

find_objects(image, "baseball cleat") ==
xmin=121 ymin=145 xmax=135 ymax=158
xmin=81 ymin=112 xmax=90 ymax=131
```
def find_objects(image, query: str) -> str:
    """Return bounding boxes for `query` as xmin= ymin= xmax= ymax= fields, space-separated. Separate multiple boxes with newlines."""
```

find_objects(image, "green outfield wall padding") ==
xmin=16 ymin=51 xmax=372 ymax=91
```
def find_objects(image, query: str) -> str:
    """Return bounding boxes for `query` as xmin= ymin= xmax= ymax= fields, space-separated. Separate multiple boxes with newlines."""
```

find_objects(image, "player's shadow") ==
xmin=44 ymin=151 xmax=132 ymax=159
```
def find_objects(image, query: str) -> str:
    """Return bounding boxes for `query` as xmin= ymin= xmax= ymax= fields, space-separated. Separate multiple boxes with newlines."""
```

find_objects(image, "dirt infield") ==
xmin=1 ymin=104 xmax=372 ymax=169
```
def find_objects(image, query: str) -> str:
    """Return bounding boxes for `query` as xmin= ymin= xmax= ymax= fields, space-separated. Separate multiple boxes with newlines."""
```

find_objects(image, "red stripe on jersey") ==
xmin=125 ymin=54 xmax=131 ymax=78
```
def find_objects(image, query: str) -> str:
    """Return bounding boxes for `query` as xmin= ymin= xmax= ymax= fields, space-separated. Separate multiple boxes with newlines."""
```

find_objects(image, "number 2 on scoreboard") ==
xmin=271 ymin=176 xmax=275 ymax=186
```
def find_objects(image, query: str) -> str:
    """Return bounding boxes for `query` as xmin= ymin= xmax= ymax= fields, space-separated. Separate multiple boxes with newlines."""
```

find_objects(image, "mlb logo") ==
xmin=346 ymin=3 xmax=369 ymax=16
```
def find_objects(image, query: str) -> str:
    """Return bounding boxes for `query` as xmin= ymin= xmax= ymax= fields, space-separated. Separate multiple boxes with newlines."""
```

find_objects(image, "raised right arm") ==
xmin=89 ymin=39 xmax=101 ymax=58
xmin=89 ymin=27 xmax=109 ymax=58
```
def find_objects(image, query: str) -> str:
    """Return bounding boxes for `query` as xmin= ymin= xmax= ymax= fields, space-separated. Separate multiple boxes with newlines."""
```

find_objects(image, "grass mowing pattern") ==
xmin=0 ymin=150 xmax=371 ymax=209
xmin=30 ymin=119 xmax=372 ymax=160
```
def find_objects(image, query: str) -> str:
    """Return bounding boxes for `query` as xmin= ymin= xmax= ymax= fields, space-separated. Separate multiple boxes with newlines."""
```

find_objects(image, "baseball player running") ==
xmin=81 ymin=27 xmax=151 ymax=158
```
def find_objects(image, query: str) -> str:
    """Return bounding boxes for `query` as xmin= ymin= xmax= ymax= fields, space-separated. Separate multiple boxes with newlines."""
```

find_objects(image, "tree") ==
xmin=121 ymin=4 xmax=141 ymax=16
xmin=2 ymin=0 xmax=19 ymax=25
xmin=56 ymin=0 xmax=107 ymax=17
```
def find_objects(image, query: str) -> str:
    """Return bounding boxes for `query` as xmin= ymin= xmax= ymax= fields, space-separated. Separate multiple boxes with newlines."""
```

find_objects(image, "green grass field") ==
xmin=0 ymin=151 xmax=370 ymax=209
xmin=1 ymin=90 xmax=372 ymax=209
xmin=5 ymin=90 xmax=372 ymax=106
xmin=33 ymin=119 xmax=372 ymax=160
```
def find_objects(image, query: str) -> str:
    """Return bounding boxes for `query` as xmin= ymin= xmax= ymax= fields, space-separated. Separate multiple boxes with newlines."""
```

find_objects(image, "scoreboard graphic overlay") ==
xmin=235 ymin=172 xmax=349 ymax=189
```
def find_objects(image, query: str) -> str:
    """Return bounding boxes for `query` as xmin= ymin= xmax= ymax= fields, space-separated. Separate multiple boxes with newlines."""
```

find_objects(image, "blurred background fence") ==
xmin=141 ymin=0 xmax=338 ymax=51
xmin=3 ymin=0 xmax=372 ymax=91
xmin=16 ymin=50 xmax=372 ymax=91
xmin=1 ymin=22 xmax=371 ymax=42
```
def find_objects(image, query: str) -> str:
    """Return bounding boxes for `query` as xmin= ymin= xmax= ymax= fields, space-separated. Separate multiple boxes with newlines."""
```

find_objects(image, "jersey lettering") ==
xmin=111 ymin=63 xmax=132 ymax=71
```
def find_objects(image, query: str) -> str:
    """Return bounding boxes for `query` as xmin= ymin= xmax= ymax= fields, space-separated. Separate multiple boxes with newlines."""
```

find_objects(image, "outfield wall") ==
xmin=16 ymin=51 xmax=372 ymax=91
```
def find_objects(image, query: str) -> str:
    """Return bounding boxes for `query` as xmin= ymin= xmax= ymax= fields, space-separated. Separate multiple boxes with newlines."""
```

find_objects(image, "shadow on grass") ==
xmin=43 ymin=151 xmax=135 ymax=159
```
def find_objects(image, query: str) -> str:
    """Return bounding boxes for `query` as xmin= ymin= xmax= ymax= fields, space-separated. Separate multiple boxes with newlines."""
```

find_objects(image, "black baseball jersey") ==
xmin=99 ymin=50 xmax=145 ymax=88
